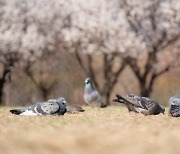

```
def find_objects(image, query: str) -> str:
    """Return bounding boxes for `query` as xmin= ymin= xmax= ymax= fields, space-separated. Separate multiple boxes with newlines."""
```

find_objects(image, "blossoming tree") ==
xmin=68 ymin=0 xmax=179 ymax=101
xmin=119 ymin=0 xmax=180 ymax=96
xmin=65 ymin=0 xmax=145 ymax=105
xmin=0 ymin=0 xmax=71 ymax=104
xmin=0 ymin=0 xmax=179 ymax=105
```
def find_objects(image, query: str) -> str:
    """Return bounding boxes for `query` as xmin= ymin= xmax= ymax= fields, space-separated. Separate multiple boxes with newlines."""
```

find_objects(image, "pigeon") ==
xmin=113 ymin=94 xmax=165 ymax=115
xmin=10 ymin=97 xmax=67 ymax=116
xmin=66 ymin=105 xmax=85 ymax=113
xmin=83 ymin=77 xmax=107 ymax=108
xmin=169 ymin=95 xmax=180 ymax=117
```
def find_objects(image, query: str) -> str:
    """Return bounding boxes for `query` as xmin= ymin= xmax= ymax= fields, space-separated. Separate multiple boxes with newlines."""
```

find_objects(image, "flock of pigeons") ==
xmin=10 ymin=77 xmax=180 ymax=117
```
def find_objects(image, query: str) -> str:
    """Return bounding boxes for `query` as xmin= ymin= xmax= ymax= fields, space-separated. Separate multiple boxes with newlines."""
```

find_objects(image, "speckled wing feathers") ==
xmin=37 ymin=101 xmax=60 ymax=115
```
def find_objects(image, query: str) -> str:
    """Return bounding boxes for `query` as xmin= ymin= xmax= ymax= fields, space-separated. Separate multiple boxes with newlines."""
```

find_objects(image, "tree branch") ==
xmin=125 ymin=57 xmax=142 ymax=81
xmin=148 ymin=64 xmax=172 ymax=93
xmin=87 ymin=54 xmax=100 ymax=91
xmin=24 ymin=61 xmax=39 ymax=88
xmin=111 ymin=60 xmax=126 ymax=90
xmin=75 ymin=51 xmax=89 ymax=75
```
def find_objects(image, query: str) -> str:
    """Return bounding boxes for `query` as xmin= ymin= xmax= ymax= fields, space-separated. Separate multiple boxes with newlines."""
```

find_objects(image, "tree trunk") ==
xmin=42 ymin=90 xmax=48 ymax=101
xmin=140 ymin=85 xmax=150 ymax=97
xmin=104 ymin=90 xmax=111 ymax=106
xmin=0 ymin=80 xmax=5 ymax=105
xmin=138 ymin=78 xmax=150 ymax=97
xmin=39 ymin=87 xmax=49 ymax=101
xmin=0 ymin=68 xmax=11 ymax=106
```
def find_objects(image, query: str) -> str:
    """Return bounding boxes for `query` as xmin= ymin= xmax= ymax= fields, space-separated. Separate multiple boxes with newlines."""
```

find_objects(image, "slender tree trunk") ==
xmin=0 ymin=68 xmax=11 ymax=106
xmin=24 ymin=62 xmax=57 ymax=101
xmin=0 ymin=80 xmax=5 ymax=105
xmin=40 ymin=88 xmax=48 ymax=101
xmin=104 ymin=90 xmax=111 ymax=106
xmin=138 ymin=78 xmax=150 ymax=97
xmin=140 ymin=85 xmax=150 ymax=97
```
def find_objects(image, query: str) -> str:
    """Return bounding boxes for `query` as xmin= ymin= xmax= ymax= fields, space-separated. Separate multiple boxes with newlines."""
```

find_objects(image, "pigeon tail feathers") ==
xmin=113 ymin=94 xmax=130 ymax=104
xmin=66 ymin=105 xmax=85 ymax=113
xmin=9 ymin=109 xmax=22 ymax=115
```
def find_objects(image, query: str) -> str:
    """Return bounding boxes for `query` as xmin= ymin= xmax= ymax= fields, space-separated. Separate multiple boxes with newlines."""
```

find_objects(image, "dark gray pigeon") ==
xmin=83 ymin=77 xmax=107 ymax=108
xmin=169 ymin=95 xmax=180 ymax=117
xmin=113 ymin=94 xmax=165 ymax=115
xmin=10 ymin=97 xmax=67 ymax=116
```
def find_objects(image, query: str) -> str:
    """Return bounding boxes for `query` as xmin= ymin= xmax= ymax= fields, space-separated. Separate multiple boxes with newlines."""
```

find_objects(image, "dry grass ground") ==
xmin=0 ymin=106 xmax=180 ymax=154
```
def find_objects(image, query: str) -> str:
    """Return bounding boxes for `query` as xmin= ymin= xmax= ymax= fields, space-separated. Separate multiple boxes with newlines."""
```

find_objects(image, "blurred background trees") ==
xmin=0 ymin=0 xmax=179 ymax=106
xmin=121 ymin=0 xmax=180 ymax=97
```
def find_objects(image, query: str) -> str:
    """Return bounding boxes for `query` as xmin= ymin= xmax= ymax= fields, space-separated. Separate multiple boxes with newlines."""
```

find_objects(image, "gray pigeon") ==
xmin=10 ymin=97 xmax=67 ymax=116
xmin=169 ymin=95 xmax=180 ymax=117
xmin=113 ymin=94 xmax=165 ymax=115
xmin=83 ymin=77 xmax=107 ymax=108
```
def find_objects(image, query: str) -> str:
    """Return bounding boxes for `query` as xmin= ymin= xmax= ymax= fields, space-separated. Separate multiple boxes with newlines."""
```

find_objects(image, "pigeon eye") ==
xmin=173 ymin=101 xmax=176 ymax=104
xmin=62 ymin=100 xmax=66 ymax=105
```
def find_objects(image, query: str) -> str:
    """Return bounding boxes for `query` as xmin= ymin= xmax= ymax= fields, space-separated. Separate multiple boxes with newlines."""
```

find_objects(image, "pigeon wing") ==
xmin=121 ymin=95 xmax=143 ymax=108
xmin=137 ymin=97 xmax=161 ymax=115
xmin=84 ymin=90 xmax=102 ymax=104
xmin=138 ymin=97 xmax=159 ymax=110
xmin=113 ymin=95 xmax=138 ymax=112
xmin=137 ymin=97 xmax=155 ymax=109
xmin=93 ymin=90 xmax=102 ymax=102
xmin=37 ymin=101 xmax=60 ymax=115
xmin=20 ymin=104 xmax=37 ymax=112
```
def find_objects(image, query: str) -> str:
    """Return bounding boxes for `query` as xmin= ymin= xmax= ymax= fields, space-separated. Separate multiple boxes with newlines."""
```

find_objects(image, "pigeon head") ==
xmin=84 ymin=77 xmax=94 ymax=88
xmin=56 ymin=97 xmax=67 ymax=115
xmin=169 ymin=95 xmax=180 ymax=106
xmin=160 ymin=105 xmax=165 ymax=114
xmin=85 ymin=77 xmax=92 ymax=84
xmin=57 ymin=97 xmax=67 ymax=106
